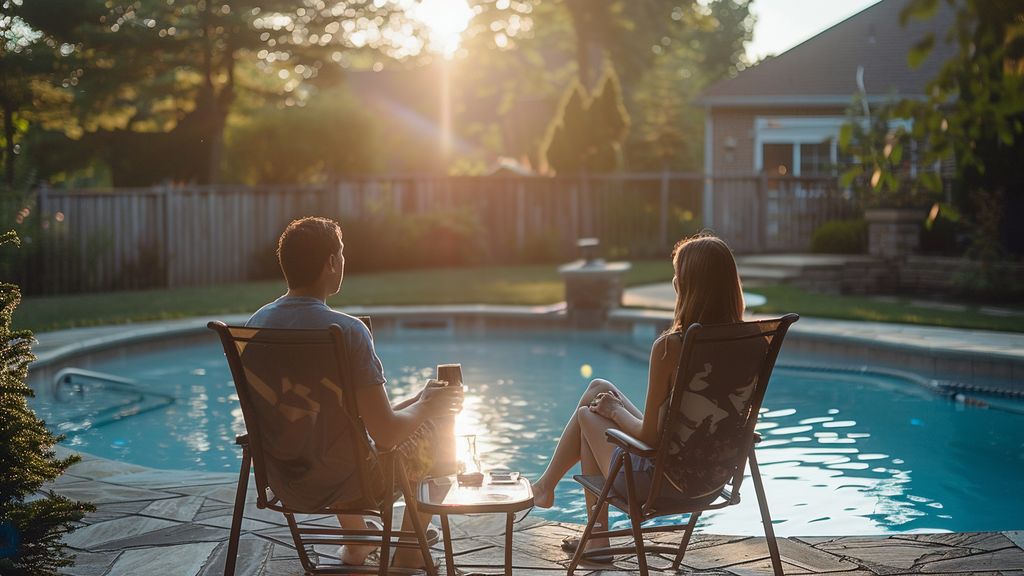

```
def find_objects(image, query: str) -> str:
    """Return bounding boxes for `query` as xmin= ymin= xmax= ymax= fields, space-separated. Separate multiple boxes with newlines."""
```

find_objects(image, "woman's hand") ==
xmin=588 ymin=390 xmax=623 ymax=422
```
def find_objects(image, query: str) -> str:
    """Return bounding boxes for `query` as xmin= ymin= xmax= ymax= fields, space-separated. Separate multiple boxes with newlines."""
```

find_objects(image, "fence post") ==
xmin=659 ymin=170 xmax=669 ymax=251
xmin=757 ymin=173 xmax=768 ymax=252
xmin=516 ymin=181 xmax=526 ymax=253
xmin=702 ymin=173 xmax=714 ymax=233
xmin=161 ymin=185 xmax=172 ymax=288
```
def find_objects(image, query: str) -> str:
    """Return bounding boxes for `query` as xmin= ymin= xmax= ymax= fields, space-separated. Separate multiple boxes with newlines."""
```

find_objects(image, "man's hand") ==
xmin=417 ymin=379 xmax=464 ymax=418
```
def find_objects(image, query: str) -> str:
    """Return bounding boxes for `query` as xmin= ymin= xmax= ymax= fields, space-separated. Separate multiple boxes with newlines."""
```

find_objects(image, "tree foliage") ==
xmin=10 ymin=0 xmax=443 ymax=185
xmin=897 ymin=0 xmax=1024 ymax=253
xmin=0 ymin=231 xmax=92 ymax=575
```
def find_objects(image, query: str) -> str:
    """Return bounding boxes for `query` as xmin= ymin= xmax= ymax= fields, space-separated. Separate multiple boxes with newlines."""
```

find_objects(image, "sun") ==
xmin=413 ymin=0 xmax=474 ymax=58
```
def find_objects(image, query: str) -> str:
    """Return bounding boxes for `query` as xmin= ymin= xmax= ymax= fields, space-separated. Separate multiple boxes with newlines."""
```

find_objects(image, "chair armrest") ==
xmin=605 ymin=429 xmax=656 ymax=458
xmin=235 ymin=434 xmax=249 ymax=446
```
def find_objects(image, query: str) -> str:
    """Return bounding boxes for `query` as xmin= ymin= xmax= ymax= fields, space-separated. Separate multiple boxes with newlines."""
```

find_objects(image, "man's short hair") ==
xmin=277 ymin=217 xmax=342 ymax=289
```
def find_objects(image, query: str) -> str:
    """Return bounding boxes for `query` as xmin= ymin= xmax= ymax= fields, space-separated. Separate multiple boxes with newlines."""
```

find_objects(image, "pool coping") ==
xmin=31 ymin=304 xmax=1024 ymax=393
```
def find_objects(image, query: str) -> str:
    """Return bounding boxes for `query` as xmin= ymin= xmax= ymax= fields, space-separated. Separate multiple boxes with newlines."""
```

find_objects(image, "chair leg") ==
xmin=224 ymin=446 xmax=251 ymax=576
xmin=749 ymin=448 xmax=784 ymax=576
xmin=285 ymin=512 xmax=316 ymax=573
xmin=377 ymin=455 xmax=396 ymax=576
xmin=672 ymin=511 xmax=701 ymax=570
xmin=378 ymin=499 xmax=393 ymax=576
xmin=567 ymin=458 xmax=623 ymax=576
xmin=396 ymin=460 xmax=437 ymax=576
xmin=622 ymin=455 xmax=648 ymax=576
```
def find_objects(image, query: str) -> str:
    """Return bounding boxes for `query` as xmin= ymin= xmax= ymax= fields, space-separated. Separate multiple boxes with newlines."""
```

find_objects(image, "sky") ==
xmin=746 ymin=0 xmax=884 ymax=61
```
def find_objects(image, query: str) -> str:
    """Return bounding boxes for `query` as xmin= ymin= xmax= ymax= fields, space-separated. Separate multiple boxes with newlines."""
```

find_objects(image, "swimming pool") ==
xmin=29 ymin=330 xmax=1024 ymax=536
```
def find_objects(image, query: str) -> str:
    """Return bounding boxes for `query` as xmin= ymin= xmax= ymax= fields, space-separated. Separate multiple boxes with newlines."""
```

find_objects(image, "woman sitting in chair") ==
xmin=531 ymin=233 xmax=745 ymax=558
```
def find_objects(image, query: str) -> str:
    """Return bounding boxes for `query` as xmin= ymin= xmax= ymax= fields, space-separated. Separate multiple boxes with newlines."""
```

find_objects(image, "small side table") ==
xmin=416 ymin=475 xmax=533 ymax=576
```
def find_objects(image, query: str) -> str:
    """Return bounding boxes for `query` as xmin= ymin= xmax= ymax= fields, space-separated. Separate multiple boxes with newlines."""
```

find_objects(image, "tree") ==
xmin=224 ymin=85 xmax=377 ymax=184
xmin=627 ymin=50 xmax=694 ymax=171
xmin=0 ymin=5 xmax=60 ymax=190
xmin=899 ymin=0 xmax=1024 ymax=254
xmin=0 ymin=231 xmax=92 ymax=575
xmin=13 ymin=0 xmax=431 ymax=185
xmin=540 ymin=66 xmax=629 ymax=174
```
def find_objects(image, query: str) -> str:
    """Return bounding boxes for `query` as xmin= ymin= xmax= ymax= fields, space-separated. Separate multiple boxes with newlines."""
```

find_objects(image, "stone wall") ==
xmin=791 ymin=254 xmax=1024 ymax=296
xmin=899 ymin=255 xmax=1024 ymax=294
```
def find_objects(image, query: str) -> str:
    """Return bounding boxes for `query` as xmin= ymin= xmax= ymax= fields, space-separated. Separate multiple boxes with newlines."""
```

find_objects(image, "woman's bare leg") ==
xmin=533 ymin=379 xmax=642 ymax=508
xmin=578 ymin=411 xmax=612 ymax=552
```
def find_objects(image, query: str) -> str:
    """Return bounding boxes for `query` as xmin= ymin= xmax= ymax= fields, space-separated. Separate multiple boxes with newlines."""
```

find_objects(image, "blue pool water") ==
xmin=30 ymin=331 xmax=1024 ymax=536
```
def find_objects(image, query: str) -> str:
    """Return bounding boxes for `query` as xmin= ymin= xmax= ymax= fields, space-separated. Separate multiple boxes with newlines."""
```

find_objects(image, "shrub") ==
xmin=0 ymin=232 xmax=93 ymax=575
xmin=337 ymin=208 xmax=487 ymax=274
xmin=810 ymin=219 xmax=867 ymax=254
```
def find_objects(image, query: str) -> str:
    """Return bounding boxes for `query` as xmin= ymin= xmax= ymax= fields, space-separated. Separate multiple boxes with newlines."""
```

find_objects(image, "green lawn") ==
xmin=17 ymin=261 xmax=1023 ymax=333
xmin=748 ymin=285 xmax=1024 ymax=333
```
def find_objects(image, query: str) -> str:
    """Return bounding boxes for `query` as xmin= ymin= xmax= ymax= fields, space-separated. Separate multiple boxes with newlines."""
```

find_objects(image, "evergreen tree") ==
xmin=540 ymin=81 xmax=588 ymax=174
xmin=588 ymin=66 xmax=630 ymax=171
xmin=0 ymin=231 xmax=91 ymax=575
xmin=540 ymin=67 xmax=630 ymax=175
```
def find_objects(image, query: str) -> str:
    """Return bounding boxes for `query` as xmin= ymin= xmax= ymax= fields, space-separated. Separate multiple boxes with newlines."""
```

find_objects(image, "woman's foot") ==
xmin=561 ymin=535 xmax=614 ymax=563
xmin=531 ymin=479 xmax=555 ymax=508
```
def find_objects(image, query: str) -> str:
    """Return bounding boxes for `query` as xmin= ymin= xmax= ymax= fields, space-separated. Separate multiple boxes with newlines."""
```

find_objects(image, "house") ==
xmin=700 ymin=0 xmax=956 ymax=178
xmin=697 ymin=0 xmax=957 ymax=249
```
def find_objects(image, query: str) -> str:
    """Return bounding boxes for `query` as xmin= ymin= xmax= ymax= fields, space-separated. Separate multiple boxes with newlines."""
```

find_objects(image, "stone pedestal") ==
xmin=866 ymin=208 xmax=925 ymax=259
xmin=558 ymin=260 xmax=631 ymax=329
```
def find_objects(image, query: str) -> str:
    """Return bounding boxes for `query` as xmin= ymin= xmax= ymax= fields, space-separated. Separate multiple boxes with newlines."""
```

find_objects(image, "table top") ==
xmin=416 ymin=474 xmax=533 ymax=514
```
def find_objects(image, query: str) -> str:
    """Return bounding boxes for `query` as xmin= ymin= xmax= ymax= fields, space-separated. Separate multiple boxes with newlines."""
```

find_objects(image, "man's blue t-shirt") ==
xmin=242 ymin=295 xmax=386 ymax=507
xmin=246 ymin=295 xmax=385 ymax=390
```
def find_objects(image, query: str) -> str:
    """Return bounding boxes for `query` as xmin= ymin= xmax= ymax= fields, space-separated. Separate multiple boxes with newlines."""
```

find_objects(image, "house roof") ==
xmin=699 ymin=0 xmax=958 ymax=107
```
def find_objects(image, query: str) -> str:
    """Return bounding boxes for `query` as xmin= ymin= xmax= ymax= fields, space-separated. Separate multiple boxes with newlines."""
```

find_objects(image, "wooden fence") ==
xmin=10 ymin=173 xmax=857 ymax=294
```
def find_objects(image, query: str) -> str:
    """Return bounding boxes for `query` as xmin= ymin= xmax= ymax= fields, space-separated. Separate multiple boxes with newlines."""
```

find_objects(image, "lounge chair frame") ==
xmin=210 ymin=320 xmax=437 ymax=576
xmin=567 ymin=314 xmax=799 ymax=576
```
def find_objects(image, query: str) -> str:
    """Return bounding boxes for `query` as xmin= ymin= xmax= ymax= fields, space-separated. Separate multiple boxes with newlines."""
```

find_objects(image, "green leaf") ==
xmin=889 ymin=143 xmax=904 ymax=164
xmin=908 ymin=34 xmax=936 ymax=69
xmin=899 ymin=0 xmax=939 ymax=26
xmin=838 ymin=123 xmax=853 ymax=151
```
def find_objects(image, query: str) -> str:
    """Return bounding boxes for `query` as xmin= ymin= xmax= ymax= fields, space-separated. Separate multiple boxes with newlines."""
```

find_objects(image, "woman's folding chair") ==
xmin=209 ymin=320 xmax=436 ymax=576
xmin=568 ymin=314 xmax=799 ymax=576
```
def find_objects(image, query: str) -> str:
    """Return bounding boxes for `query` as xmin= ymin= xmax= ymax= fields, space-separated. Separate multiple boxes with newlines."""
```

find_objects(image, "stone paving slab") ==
xmin=43 ymin=453 xmax=1024 ymax=576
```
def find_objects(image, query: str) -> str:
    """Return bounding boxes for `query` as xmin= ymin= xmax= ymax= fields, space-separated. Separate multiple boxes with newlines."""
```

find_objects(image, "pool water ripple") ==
xmin=29 ymin=331 xmax=1024 ymax=536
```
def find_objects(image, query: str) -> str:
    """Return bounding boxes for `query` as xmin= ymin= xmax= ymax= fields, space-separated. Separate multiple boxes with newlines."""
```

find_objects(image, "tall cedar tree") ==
xmin=541 ymin=66 xmax=630 ymax=174
xmin=0 ymin=231 xmax=92 ymax=575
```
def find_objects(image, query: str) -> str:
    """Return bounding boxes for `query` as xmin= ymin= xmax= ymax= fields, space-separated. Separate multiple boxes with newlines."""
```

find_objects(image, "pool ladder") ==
xmin=52 ymin=368 xmax=177 ymax=435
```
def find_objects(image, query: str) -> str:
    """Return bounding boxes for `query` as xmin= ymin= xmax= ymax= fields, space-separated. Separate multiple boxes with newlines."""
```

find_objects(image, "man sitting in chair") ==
xmin=247 ymin=216 xmax=463 ymax=569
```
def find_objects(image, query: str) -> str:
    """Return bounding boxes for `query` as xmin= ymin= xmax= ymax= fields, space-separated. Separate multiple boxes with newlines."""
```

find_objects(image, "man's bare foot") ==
xmin=532 ymin=479 xmax=555 ymax=508
xmin=391 ymin=548 xmax=435 ymax=569
xmin=339 ymin=543 xmax=376 ymax=566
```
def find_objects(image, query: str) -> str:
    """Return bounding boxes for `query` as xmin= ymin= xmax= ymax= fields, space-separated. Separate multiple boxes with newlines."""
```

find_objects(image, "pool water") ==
xmin=29 ymin=331 xmax=1024 ymax=536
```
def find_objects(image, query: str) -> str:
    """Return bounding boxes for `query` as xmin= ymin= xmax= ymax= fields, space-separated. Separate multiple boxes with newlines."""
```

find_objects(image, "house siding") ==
xmin=709 ymin=106 xmax=846 ymax=175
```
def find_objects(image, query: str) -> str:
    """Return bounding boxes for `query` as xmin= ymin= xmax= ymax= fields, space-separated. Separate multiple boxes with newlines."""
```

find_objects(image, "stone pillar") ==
xmin=558 ymin=238 xmax=631 ymax=329
xmin=865 ymin=208 xmax=924 ymax=259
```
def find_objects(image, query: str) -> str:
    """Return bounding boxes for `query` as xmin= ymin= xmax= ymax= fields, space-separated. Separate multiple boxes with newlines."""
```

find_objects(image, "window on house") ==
xmin=762 ymin=143 xmax=793 ymax=176
xmin=800 ymin=141 xmax=833 ymax=175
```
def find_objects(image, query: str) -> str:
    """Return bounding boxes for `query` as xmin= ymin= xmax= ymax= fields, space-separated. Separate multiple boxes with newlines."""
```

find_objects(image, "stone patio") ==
xmin=49 ymin=449 xmax=1024 ymax=576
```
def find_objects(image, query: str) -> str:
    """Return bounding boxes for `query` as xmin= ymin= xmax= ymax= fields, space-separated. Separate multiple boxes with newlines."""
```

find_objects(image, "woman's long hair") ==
xmin=667 ymin=233 xmax=745 ymax=334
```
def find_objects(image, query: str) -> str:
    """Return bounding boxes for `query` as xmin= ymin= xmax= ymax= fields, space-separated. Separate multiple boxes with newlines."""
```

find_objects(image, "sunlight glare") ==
xmin=413 ymin=0 xmax=474 ymax=58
